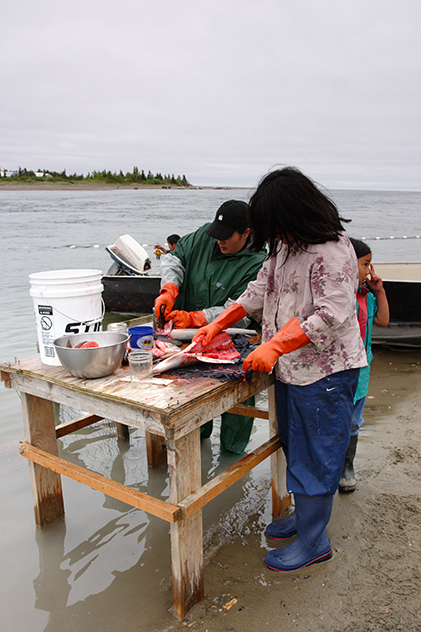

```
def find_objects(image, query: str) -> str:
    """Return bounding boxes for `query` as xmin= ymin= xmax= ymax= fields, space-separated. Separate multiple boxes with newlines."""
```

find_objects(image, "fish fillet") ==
xmin=152 ymin=332 xmax=240 ymax=374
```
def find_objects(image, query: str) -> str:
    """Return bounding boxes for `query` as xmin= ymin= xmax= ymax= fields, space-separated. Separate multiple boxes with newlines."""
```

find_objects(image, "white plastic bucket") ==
xmin=29 ymin=269 xmax=104 ymax=365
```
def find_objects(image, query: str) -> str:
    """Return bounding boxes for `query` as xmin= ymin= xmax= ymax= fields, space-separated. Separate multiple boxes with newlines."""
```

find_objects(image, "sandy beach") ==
xmin=149 ymin=344 xmax=421 ymax=632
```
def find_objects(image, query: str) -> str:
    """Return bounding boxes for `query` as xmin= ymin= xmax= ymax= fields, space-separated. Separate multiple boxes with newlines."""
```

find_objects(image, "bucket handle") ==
xmin=38 ymin=291 xmax=106 ymax=326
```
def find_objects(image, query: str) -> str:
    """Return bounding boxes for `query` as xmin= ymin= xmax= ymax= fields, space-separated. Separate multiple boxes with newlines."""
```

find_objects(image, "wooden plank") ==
xmin=166 ymin=372 xmax=274 ymax=440
xmin=116 ymin=422 xmax=130 ymax=442
xmin=227 ymin=404 xmax=269 ymax=419
xmin=8 ymin=371 xmax=166 ymax=435
xmin=268 ymin=384 xmax=290 ymax=516
xmin=55 ymin=414 xmax=103 ymax=438
xmin=19 ymin=442 xmax=181 ymax=523
xmin=21 ymin=393 xmax=65 ymax=526
xmin=1 ymin=369 xmax=12 ymax=387
xmin=168 ymin=429 xmax=204 ymax=619
xmin=1 ymin=357 xmax=273 ymax=440
xmin=145 ymin=431 xmax=167 ymax=468
xmin=178 ymin=435 xmax=281 ymax=518
xmin=127 ymin=314 xmax=155 ymax=327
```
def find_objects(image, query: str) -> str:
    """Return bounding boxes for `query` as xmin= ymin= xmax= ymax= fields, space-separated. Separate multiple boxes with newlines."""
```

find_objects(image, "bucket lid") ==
xmin=29 ymin=269 xmax=103 ymax=285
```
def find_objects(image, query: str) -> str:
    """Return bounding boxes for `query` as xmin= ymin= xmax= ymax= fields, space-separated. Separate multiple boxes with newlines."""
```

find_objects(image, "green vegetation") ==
xmin=0 ymin=167 xmax=191 ymax=187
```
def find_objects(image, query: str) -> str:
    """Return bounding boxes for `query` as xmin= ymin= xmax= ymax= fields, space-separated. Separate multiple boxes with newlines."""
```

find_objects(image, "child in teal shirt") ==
xmin=338 ymin=238 xmax=390 ymax=492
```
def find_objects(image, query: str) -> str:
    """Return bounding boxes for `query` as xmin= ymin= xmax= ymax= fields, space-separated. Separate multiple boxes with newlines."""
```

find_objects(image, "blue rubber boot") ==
xmin=264 ymin=494 xmax=333 ymax=572
xmin=265 ymin=510 xmax=297 ymax=540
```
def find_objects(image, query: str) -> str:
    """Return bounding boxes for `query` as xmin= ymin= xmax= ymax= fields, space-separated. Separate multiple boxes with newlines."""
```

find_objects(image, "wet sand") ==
xmin=166 ymin=345 xmax=421 ymax=632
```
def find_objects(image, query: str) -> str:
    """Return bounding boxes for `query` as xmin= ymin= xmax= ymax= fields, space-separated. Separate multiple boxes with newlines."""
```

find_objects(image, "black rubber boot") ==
xmin=338 ymin=434 xmax=358 ymax=493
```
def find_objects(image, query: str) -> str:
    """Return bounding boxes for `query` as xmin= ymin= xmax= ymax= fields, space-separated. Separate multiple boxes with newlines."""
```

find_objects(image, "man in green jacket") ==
xmin=154 ymin=200 xmax=265 ymax=453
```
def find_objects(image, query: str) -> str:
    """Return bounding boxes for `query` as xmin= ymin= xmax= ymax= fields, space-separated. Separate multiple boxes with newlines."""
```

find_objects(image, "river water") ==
xmin=0 ymin=187 xmax=420 ymax=631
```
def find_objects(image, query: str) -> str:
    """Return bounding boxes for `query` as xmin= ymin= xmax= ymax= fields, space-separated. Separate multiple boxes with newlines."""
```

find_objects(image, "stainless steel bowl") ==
xmin=54 ymin=331 xmax=129 ymax=379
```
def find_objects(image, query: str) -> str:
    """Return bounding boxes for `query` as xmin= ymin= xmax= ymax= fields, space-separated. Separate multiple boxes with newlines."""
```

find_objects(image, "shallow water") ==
xmin=0 ymin=187 xmax=420 ymax=631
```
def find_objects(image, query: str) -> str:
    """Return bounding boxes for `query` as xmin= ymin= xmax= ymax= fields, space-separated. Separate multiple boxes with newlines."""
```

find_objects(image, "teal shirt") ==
xmin=354 ymin=289 xmax=378 ymax=402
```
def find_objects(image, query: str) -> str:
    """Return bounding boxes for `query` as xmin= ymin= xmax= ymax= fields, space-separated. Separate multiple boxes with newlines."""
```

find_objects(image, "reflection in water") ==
xmin=60 ymin=509 xmax=150 ymax=605
xmin=30 ymin=395 xmax=274 ymax=630
xmin=34 ymin=519 xmax=71 ymax=614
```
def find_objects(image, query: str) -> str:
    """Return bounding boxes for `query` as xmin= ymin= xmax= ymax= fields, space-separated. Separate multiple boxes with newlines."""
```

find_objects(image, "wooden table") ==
xmin=1 ymin=355 xmax=289 ymax=620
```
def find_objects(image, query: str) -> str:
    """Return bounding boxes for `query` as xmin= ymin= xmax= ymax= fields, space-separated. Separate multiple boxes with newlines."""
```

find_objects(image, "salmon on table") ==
xmin=152 ymin=332 xmax=240 ymax=374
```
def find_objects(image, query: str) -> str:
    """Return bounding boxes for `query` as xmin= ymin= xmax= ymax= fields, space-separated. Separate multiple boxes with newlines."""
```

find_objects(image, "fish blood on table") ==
xmin=153 ymin=332 xmax=240 ymax=374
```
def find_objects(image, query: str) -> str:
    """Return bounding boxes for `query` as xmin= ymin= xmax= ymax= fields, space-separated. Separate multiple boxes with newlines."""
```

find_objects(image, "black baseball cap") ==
xmin=205 ymin=200 xmax=249 ymax=241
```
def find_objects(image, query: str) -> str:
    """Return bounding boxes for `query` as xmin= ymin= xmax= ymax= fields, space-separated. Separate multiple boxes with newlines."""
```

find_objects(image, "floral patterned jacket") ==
xmin=237 ymin=235 xmax=367 ymax=385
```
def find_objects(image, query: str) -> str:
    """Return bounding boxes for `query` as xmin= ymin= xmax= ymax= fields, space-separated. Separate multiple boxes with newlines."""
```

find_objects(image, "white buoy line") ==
xmin=66 ymin=236 xmax=421 ymax=249
xmin=361 ymin=235 xmax=420 ymax=241
xmin=68 ymin=244 xmax=106 ymax=249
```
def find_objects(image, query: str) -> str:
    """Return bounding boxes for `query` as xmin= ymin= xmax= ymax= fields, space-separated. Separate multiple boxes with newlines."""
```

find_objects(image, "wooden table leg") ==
xmin=268 ymin=384 xmax=290 ymax=517
xmin=167 ymin=428 xmax=204 ymax=619
xmin=116 ymin=422 xmax=130 ymax=442
xmin=21 ymin=393 xmax=65 ymax=527
xmin=145 ymin=431 xmax=167 ymax=468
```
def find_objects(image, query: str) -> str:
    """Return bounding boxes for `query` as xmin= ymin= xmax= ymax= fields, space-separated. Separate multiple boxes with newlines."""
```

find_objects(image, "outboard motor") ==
xmin=106 ymin=234 xmax=152 ymax=276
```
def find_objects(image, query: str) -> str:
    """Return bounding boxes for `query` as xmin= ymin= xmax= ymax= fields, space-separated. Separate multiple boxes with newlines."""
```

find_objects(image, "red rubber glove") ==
xmin=167 ymin=310 xmax=207 ymax=329
xmin=243 ymin=317 xmax=310 ymax=373
xmin=192 ymin=302 xmax=248 ymax=346
xmin=154 ymin=282 xmax=179 ymax=319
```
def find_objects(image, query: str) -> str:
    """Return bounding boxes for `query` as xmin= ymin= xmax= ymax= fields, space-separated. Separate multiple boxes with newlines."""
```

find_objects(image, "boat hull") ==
xmin=379 ymin=278 xmax=421 ymax=324
xmin=372 ymin=324 xmax=421 ymax=347
xmin=102 ymin=263 xmax=421 ymax=345
xmin=370 ymin=263 xmax=421 ymax=346
xmin=102 ymin=275 xmax=161 ymax=314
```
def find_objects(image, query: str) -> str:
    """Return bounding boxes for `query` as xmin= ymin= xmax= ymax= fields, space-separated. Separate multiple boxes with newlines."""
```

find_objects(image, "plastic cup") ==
xmin=128 ymin=351 xmax=153 ymax=388
xmin=107 ymin=322 xmax=129 ymax=333
xmin=108 ymin=322 xmax=130 ymax=364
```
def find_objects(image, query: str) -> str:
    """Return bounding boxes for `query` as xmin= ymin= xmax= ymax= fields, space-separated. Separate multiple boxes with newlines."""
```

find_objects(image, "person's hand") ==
xmin=192 ymin=321 xmax=224 ymax=346
xmin=243 ymin=342 xmax=281 ymax=373
xmin=154 ymin=282 xmax=179 ymax=319
xmin=243 ymin=317 xmax=310 ymax=373
xmin=366 ymin=265 xmax=384 ymax=293
xmin=191 ymin=302 xmax=248 ymax=346
xmin=168 ymin=310 xmax=207 ymax=329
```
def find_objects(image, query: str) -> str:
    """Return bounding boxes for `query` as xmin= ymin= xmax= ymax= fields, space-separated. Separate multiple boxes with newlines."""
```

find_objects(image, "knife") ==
xmin=157 ymin=304 xmax=166 ymax=330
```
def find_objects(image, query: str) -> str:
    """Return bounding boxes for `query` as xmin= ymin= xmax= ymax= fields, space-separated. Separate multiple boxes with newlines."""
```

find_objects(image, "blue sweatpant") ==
xmin=275 ymin=369 xmax=359 ymax=496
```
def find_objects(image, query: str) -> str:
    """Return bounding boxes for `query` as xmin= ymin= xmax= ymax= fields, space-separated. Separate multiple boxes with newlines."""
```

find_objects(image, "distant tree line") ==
xmin=0 ymin=166 xmax=190 ymax=187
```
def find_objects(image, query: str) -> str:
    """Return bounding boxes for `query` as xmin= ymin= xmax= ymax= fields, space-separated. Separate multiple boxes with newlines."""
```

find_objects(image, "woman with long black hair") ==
xmin=193 ymin=166 xmax=367 ymax=572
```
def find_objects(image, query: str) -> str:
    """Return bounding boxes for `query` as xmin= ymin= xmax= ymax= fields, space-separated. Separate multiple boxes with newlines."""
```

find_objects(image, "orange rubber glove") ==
xmin=167 ymin=310 xmax=207 ymax=329
xmin=154 ymin=282 xmax=179 ymax=319
xmin=192 ymin=302 xmax=248 ymax=346
xmin=243 ymin=317 xmax=310 ymax=373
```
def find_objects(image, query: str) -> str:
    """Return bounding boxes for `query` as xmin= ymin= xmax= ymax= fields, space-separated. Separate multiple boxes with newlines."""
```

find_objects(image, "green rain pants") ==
xmin=200 ymin=396 xmax=255 ymax=454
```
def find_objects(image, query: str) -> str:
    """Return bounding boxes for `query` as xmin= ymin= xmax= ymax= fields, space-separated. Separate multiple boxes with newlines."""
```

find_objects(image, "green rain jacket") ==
xmin=161 ymin=223 xmax=266 ymax=314
xmin=159 ymin=222 xmax=266 ymax=454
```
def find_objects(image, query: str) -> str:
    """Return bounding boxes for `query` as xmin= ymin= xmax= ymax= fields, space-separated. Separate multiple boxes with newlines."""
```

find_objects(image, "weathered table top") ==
xmin=1 ymin=355 xmax=273 ymax=440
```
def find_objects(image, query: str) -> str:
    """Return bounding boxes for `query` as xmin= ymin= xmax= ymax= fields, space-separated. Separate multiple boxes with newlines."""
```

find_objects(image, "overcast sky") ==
xmin=1 ymin=0 xmax=420 ymax=190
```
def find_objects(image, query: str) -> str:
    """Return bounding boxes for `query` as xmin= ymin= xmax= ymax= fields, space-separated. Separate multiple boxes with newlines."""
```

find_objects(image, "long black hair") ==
xmin=248 ymin=167 xmax=351 ymax=258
